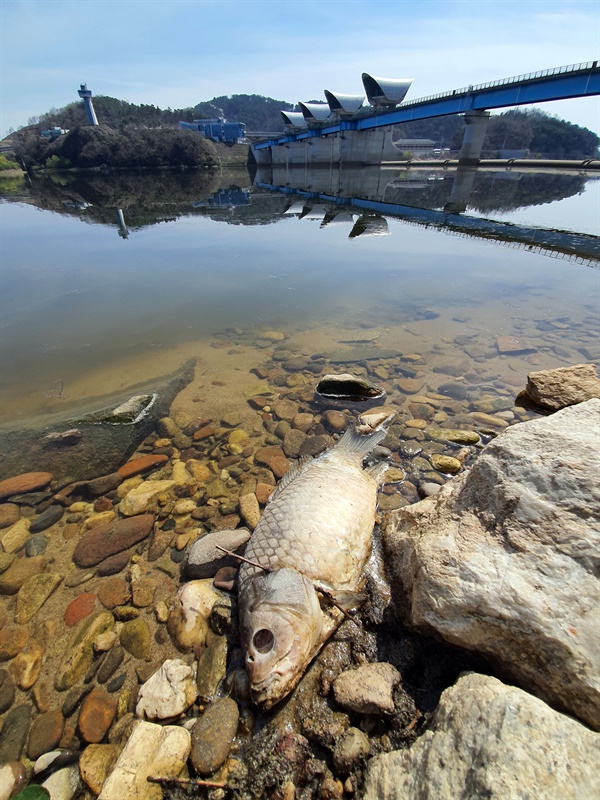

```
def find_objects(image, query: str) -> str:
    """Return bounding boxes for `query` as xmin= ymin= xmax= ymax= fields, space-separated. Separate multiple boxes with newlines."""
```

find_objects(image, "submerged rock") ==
xmin=383 ymin=399 xmax=600 ymax=730
xmin=364 ymin=673 xmax=600 ymax=800
xmin=190 ymin=697 xmax=239 ymax=776
xmin=314 ymin=373 xmax=386 ymax=410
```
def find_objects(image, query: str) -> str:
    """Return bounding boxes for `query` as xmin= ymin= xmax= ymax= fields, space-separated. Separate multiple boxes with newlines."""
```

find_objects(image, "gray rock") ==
xmin=0 ymin=703 xmax=32 ymax=762
xmin=185 ymin=528 xmax=251 ymax=579
xmin=29 ymin=504 xmax=64 ymax=533
xmin=190 ymin=697 xmax=239 ymax=776
xmin=383 ymin=399 xmax=600 ymax=730
xmin=364 ymin=673 xmax=600 ymax=800
xmin=525 ymin=363 xmax=600 ymax=411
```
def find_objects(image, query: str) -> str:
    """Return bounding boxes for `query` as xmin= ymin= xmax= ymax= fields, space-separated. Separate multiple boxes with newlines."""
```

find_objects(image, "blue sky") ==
xmin=1 ymin=0 xmax=599 ymax=136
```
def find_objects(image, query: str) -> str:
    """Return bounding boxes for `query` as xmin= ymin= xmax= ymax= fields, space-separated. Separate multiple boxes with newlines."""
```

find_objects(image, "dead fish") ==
xmin=237 ymin=419 xmax=392 ymax=709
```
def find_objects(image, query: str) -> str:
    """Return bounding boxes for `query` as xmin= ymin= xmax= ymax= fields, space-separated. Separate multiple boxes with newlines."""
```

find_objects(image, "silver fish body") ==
xmin=238 ymin=425 xmax=389 ymax=708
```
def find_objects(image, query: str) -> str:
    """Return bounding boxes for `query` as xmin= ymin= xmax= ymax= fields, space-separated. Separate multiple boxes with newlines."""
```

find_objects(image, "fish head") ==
xmin=241 ymin=567 xmax=323 ymax=709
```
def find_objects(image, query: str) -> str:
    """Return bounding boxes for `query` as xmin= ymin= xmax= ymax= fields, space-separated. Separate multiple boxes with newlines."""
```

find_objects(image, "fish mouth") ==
xmin=250 ymin=672 xmax=288 ymax=708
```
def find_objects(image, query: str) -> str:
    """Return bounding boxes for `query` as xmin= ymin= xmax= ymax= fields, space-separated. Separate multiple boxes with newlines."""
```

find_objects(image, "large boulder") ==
xmin=364 ymin=672 xmax=600 ymax=800
xmin=383 ymin=399 xmax=600 ymax=729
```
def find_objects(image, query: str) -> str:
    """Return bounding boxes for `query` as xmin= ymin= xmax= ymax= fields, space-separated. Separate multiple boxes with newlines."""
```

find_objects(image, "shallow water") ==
xmin=1 ymin=165 xmax=598 ymax=432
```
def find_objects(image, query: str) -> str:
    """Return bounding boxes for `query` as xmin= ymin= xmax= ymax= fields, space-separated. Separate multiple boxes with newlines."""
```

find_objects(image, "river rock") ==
xmin=98 ymin=576 xmax=131 ymax=609
xmin=78 ymin=687 xmax=117 ymax=743
xmin=64 ymin=592 xmax=96 ymax=627
xmin=0 ymin=518 xmax=30 ymax=553
xmin=0 ymin=762 xmax=27 ymax=800
xmin=0 ymin=668 xmax=16 ymax=712
xmin=524 ymin=363 xmax=600 ymax=411
xmin=196 ymin=636 xmax=228 ymax=700
xmin=119 ymin=480 xmax=175 ymax=517
xmin=383 ymin=399 xmax=600 ymax=730
xmin=10 ymin=640 xmax=44 ymax=689
xmin=28 ymin=709 xmax=65 ymax=760
xmin=85 ymin=472 xmax=123 ymax=497
xmin=254 ymin=446 xmax=290 ymax=478
xmin=190 ymin=697 xmax=239 ymax=776
xmin=333 ymin=663 xmax=400 ymax=714
xmin=119 ymin=618 xmax=151 ymax=659
xmin=426 ymin=427 xmax=480 ymax=444
xmin=41 ymin=765 xmax=80 ymax=800
xmin=429 ymin=454 xmax=462 ymax=474
xmin=0 ymin=625 xmax=29 ymax=661
xmin=167 ymin=580 xmax=224 ymax=649
xmin=332 ymin=727 xmax=370 ymax=774
xmin=364 ymin=672 xmax=600 ymax=800
xmin=79 ymin=743 xmax=120 ymax=795
xmin=0 ymin=703 xmax=32 ymax=762
xmin=55 ymin=611 xmax=115 ymax=691
xmin=16 ymin=573 xmax=62 ymax=623
xmin=136 ymin=659 xmax=197 ymax=720
xmin=0 ymin=503 xmax=20 ymax=528
xmin=73 ymin=515 xmax=154 ymax=567
xmin=0 ymin=472 xmax=53 ymax=500
xmin=29 ymin=505 xmax=64 ymax=534
xmin=239 ymin=493 xmax=261 ymax=530
xmin=98 ymin=720 xmax=190 ymax=800
xmin=185 ymin=526 xmax=250 ymax=579
xmin=117 ymin=454 xmax=169 ymax=479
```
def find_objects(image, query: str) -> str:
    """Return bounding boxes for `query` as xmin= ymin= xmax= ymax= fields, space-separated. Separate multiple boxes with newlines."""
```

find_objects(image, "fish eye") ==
xmin=253 ymin=628 xmax=275 ymax=654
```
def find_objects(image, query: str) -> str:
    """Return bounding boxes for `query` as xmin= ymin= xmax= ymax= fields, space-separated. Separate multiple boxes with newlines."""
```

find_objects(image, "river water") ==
xmin=1 ymin=165 xmax=599 ymax=437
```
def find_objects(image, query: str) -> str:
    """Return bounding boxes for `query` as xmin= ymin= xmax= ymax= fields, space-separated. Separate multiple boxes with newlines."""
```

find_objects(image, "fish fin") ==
xmin=318 ymin=588 xmax=367 ymax=614
xmin=365 ymin=461 xmax=390 ymax=483
xmin=334 ymin=423 xmax=390 ymax=459
xmin=267 ymin=456 xmax=313 ymax=504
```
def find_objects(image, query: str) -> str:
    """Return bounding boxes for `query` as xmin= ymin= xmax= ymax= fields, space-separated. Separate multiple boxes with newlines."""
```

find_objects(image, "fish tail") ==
xmin=334 ymin=424 xmax=389 ymax=459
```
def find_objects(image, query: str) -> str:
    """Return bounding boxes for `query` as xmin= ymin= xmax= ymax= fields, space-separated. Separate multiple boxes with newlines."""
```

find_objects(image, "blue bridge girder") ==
xmin=253 ymin=61 xmax=600 ymax=149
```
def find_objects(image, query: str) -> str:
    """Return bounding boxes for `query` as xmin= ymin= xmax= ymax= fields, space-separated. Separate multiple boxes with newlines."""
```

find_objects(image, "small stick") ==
xmin=215 ymin=545 xmax=271 ymax=573
xmin=313 ymin=584 xmax=359 ymax=623
xmin=147 ymin=775 xmax=227 ymax=788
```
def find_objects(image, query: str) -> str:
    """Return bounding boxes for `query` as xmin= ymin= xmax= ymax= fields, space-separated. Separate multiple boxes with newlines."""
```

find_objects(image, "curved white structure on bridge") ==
xmin=298 ymin=102 xmax=332 ymax=122
xmin=324 ymin=91 xmax=365 ymax=115
xmin=362 ymin=74 xmax=414 ymax=106
xmin=281 ymin=111 xmax=307 ymax=128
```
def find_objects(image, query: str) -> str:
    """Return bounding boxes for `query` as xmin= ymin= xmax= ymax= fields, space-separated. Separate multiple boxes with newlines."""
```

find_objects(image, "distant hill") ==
xmin=12 ymin=94 xmax=600 ymax=160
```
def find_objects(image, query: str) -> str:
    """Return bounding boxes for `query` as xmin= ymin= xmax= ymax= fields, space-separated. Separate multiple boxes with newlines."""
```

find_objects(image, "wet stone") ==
xmin=26 ymin=533 xmax=49 ymax=557
xmin=96 ymin=549 xmax=134 ymax=576
xmin=16 ymin=573 xmax=62 ymax=624
xmin=190 ymin=697 xmax=240 ymax=776
xmin=0 ymin=625 xmax=29 ymax=661
xmin=0 ymin=503 xmax=20 ymax=528
xmin=0 ymin=668 xmax=16 ymax=712
xmin=73 ymin=515 xmax=155 ymax=568
xmin=119 ymin=618 xmax=151 ymax=659
xmin=28 ymin=709 xmax=65 ymax=760
xmin=97 ymin=576 xmax=131 ymax=609
xmin=97 ymin=646 xmax=125 ymax=684
xmin=78 ymin=687 xmax=117 ymax=743
xmin=29 ymin=505 xmax=64 ymax=534
xmin=299 ymin=434 xmax=332 ymax=457
xmin=0 ymin=552 xmax=15 ymax=574
xmin=106 ymin=672 xmax=127 ymax=693
xmin=1 ymin=518 xmax=30 ymax=553
xmin=0 ymin=472 xmax=53 ymax=501
xmin=118 ymin=454 xmax=169 ymax=479
xmin=196 ymin=636 xmax=228 ymax=701
xmin=10 ymin=640 xmax=44 ymax=690
xmin=85 ymin=472 xmax=123 ymax=497
xmin=430 ymin=454 xmax=462 ymax=474
xmin=79 ymin=743 xmax=120 ymax=796
xmin=0 ymin=703 xmax=32 ymax=762
xmin=62 ymin=684 xmax=93 ymax=718
xmin=55 ymin=611 xmax=115 ymax=691
xmin=0 ymin=762 xmax=27 ymax=799
xmin=64 ymin=570 xmax=95 ymax=588
xmin=64 ymin=592 xmax=96 ymax=627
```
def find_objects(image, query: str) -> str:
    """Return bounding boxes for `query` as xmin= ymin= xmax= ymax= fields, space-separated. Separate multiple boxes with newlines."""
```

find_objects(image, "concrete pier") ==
xmin=458 ymin=110 xmax=490 ymax=166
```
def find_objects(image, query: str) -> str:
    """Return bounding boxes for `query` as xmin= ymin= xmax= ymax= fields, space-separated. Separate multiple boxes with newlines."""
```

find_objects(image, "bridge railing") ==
xmin=399 ymin=61 xmax=598 ymax=109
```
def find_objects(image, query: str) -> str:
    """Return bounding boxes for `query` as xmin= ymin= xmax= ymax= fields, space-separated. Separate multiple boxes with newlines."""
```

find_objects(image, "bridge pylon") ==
xmin=458 ymin=110 xmax=490 ymax=166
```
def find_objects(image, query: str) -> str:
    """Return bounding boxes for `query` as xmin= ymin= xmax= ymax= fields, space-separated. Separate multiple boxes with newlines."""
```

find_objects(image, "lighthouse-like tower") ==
xmin=77 ymin=83 xmax=99 ymax=126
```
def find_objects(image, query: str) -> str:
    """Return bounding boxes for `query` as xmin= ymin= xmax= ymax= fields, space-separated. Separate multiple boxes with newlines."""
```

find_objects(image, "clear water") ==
xmin=1 ymin=166 xmax=598 ymax=430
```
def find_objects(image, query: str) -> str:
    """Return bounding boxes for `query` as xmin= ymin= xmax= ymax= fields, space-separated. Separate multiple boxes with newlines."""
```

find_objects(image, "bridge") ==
xmin=252 ymin=61 xmax=600 ymax=166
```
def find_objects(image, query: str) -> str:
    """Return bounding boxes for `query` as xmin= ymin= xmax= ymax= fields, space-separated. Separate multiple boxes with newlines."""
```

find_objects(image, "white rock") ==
xmin=364 ymin=673 xmax=600 ymax=800
xmin=98 ymin=720 xmax=190 ymax=800
xmin=186 ymin=528 xmax=251 ymax=579
xmin=41 ymin=765 xmax=81 ymax=800
xmin=119 ymin=480 xmax=175 ymax=517
xmin=136 ymin=659 xmax=197 ymax=720
xmin=333 ymin=662 xmax=400 ymax=714
xmin=166 ymin=580 xmax=224 ymax=649
xmin=383 ymin=399 xmax=600 ymax=730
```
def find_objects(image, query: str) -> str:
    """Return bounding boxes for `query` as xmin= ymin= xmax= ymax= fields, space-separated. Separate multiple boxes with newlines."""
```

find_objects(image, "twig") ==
xmin=147 ymin=775 xmax=227 ymax=788
xmin=215 ymin=545 xmax=272 ymax=572
xmin=313 ymin=583 xmax=360 ymax=623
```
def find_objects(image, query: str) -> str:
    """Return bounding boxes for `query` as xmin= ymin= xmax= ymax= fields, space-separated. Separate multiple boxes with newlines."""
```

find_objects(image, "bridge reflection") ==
xmin=255 ymin=163 xmax=600 ymax=264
